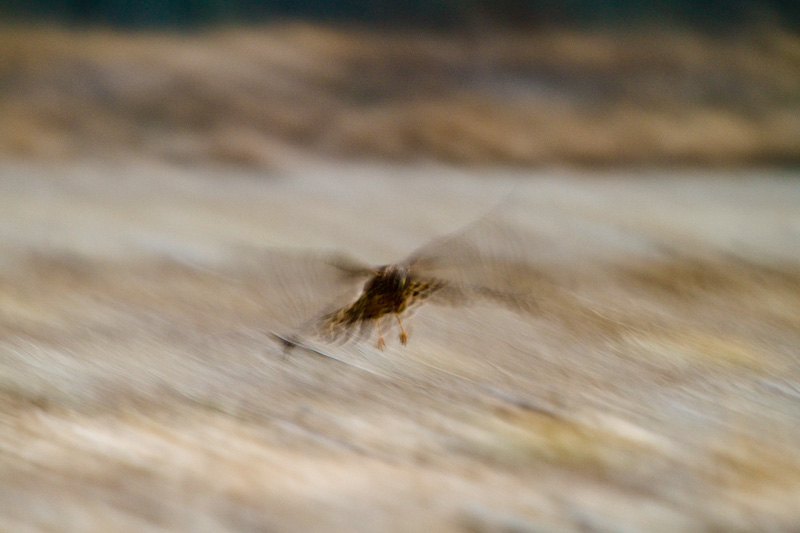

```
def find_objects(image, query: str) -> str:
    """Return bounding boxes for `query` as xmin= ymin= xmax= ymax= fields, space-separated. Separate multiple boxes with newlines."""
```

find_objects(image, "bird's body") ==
xmin=319 ymin=265 xmax=446 ymax=349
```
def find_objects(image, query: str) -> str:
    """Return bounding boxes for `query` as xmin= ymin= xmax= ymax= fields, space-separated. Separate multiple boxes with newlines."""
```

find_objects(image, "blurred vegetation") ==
xmin=2 ymin=0 xmax=799 ymax=30
xmin=2 ymin=24 xmax=798 ymax=167
xmin=1 ymin=2 xmax=799 ymax=168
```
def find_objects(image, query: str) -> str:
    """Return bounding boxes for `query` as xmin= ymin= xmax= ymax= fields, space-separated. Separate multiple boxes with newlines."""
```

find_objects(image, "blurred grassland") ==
xmin=1 ymin=23 xmax=800 ymax=167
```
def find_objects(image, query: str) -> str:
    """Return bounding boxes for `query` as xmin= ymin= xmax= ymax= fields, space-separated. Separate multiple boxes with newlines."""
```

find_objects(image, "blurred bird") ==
xmin=273 ymin=217 xmax=541 ymax=351
xmin=315 ymin=263 xmax=445 ymax=349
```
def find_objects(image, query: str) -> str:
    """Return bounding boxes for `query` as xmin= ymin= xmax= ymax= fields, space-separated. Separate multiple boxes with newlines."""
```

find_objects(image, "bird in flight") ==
xmin=315 ymin=263 xmax=445 ymax=349
xmin=273 ymin=217 xmax=541 ymax=351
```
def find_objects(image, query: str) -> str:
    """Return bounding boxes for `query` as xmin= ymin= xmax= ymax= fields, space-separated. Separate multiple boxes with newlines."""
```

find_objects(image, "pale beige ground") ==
xmin=1 ymin=159 xmax=799 ymax=532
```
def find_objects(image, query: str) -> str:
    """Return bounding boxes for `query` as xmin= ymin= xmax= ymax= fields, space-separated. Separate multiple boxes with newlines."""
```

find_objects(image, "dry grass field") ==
xmin=0 ymin=159 xmax=799 ymax=531
xmin=1 ymin=24 xmax=800 ymax=166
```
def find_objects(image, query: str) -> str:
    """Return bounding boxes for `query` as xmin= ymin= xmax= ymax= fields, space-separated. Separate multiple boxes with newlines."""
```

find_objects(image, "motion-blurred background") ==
xmin=2 ymin=0 xmax=799 ymax=167
xmin=3 ymin=5 xmax=800 ymax=532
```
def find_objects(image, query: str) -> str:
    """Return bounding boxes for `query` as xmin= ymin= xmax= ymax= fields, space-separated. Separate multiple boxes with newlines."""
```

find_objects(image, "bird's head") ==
xmin=375 ymin=264 xmax=407 ymax=291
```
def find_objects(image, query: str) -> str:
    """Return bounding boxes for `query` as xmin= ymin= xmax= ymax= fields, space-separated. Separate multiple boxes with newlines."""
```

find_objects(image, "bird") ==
xmin=272 ymin=216 xmax=542 ymax=352
xmin=315 ymin=263 xmax=447 ymax=349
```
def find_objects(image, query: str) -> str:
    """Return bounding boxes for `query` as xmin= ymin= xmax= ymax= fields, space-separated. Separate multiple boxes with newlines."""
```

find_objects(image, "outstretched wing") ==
xmin=312 ymin=297 xmax=376 ymax=345
xmin=233 ymin=248 xmax=372 ymax=335
xmin=401 ymin=215 xmax=548 ymax=313
xmin=324 ymin=252 xmax=376 ymax=279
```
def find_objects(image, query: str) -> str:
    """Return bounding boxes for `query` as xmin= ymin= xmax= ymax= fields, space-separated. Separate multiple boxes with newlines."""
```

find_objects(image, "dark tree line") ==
xmin=2 ymin=0 xmax=798 ymax=30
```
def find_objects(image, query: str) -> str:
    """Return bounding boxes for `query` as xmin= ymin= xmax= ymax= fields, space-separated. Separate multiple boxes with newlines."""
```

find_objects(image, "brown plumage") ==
xmin=317 ymin=265 xmax=447 ymax=349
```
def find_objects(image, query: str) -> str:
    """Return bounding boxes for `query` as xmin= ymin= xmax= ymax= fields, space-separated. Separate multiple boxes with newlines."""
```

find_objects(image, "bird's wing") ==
xmin=232 ymin=248 xmax=371 ymax=334
xmin=401 ymin=215 xmax=550 ymax=313
xmin=324 ymin=252 xmax=376 ymax=279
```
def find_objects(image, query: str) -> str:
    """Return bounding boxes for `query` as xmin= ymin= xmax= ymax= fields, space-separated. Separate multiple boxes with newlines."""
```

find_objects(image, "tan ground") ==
xmin=0 ymin=158 xmax=799 ymax=531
